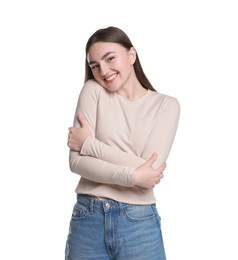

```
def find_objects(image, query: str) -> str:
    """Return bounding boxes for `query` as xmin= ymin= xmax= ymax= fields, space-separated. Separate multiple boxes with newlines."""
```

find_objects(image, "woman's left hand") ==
xmin=67 ymin=113 xmax=91 ymax=152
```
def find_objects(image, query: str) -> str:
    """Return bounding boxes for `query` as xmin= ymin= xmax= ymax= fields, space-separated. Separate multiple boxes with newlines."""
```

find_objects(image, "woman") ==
xmin=65 ymin=26 xmax=180 ymax=260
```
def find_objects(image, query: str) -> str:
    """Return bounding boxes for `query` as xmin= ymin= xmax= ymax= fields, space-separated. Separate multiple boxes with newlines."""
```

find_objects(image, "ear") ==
xmin=129 ymin=47 xmax=137 ymax=65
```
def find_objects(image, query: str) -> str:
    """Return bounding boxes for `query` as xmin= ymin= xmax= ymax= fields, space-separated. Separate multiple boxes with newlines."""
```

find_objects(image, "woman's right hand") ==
xmin=132 ymin=153 xmax=166 ymax=189
xmin=68 ymin=113 xmax=91 ymax=152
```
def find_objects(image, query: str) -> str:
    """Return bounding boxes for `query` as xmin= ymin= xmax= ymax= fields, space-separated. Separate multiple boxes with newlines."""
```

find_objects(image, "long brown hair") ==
xmin=84 ymin=26 xmax=156 ymax=91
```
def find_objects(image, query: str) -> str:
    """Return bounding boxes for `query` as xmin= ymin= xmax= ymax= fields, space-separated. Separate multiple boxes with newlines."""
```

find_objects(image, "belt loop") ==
xmin=89 ymin=197 xmax=94 ymax=214
xmin=118 ymin=202 xmax=123 ymax=216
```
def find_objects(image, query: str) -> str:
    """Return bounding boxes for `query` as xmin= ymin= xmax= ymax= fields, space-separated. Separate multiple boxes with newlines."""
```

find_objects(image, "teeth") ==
xmin=105 ymin=74 xmax=117 ymax=81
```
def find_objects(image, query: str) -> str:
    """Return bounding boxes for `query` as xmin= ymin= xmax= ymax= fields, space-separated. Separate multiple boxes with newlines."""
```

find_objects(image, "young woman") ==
xmin=65 ymin=26 xmax=180 ymax=260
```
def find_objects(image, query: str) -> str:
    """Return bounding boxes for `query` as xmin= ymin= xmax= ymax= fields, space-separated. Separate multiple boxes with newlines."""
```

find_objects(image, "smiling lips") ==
xmin=104 ymin=73 xmax=118 ymax=82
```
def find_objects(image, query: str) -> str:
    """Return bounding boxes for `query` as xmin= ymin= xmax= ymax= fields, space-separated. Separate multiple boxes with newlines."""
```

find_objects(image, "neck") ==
xmin=117 ymin=84 xmax=147 ymax=101
xmin=117 ymin=72 xmax=147 ymax=101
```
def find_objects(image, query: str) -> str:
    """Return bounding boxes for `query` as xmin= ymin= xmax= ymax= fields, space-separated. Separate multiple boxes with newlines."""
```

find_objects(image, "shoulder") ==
xmin=80 ymin=79 xmax=102 ymax=100
xmin=82 ymin=79 xmax=102 ymax=92
xmin=149 ymin=90 xmax=180 ymax=112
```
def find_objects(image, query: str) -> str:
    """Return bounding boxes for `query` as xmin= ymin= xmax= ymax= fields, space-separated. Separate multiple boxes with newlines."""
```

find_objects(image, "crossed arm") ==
xmin=68 ymin=112 xmax=166 ymax=189
xmin=67 ymin=81 xmax=179 ymax=189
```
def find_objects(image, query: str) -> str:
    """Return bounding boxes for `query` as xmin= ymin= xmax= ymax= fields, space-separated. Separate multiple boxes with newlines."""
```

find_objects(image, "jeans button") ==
xmin=105 ymin=202 xmax=110 ymax=208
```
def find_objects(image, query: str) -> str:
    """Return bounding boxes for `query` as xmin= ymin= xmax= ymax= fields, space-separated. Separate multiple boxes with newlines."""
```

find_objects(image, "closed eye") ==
xmin=107 ymin=56 xmax=115 ymax=62
xmin=91 ymin=64 xmax=99 ymax=70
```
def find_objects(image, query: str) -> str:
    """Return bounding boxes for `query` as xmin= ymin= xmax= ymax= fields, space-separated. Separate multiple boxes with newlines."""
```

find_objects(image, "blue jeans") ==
xmin=65 ymin=194 xmax=166 ymax=260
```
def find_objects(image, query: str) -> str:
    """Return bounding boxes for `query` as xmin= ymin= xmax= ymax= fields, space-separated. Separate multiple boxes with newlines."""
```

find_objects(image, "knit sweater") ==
xmin=69 ymin=79 xmax=180 ymax=204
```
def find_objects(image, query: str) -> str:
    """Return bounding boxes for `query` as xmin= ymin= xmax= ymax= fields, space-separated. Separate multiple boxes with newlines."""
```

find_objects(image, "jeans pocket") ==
xmin=124 ymin=204 xmax=155 ymax=222
xmin=71 ymin=202 xmax=89 ymax=221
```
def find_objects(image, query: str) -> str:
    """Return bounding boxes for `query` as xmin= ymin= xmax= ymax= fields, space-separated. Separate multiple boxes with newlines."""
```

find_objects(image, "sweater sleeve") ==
xmin=69 ymin=151 xmax=134 ymax=187
xmin=69 ymin=80 xmax=136 ymax=186
xmin=80 ymin=136 xmax=145 ymax=167
xmin=141 ymin=96 xmax=180 ymax=169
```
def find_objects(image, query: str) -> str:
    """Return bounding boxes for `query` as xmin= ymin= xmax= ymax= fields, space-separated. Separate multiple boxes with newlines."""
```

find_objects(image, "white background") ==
xmin=0 ymin=0 xmax=238 ymax=259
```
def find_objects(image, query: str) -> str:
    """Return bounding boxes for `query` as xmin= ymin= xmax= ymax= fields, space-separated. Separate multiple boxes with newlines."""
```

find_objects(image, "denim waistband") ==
xmin=78 ymin=194 xmax=157 ymax=214
xmin=76 ymin=194 xmax=131 ymax=212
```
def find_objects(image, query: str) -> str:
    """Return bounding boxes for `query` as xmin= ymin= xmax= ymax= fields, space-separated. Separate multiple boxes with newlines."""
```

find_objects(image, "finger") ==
xmin=154 ymin=175 xmax=161 ymax=184
xmin=144 ymin=153 xmax=157 ymax=167
xmin=155 ymin=174 xmax=164 ymax=184
xmin=156 ymin=162 xmax=167 ymax=172
xmin=77 ymin=113 xmax=87 ymax=127
xmin=159 ymin=173 xmax=164 ymax=179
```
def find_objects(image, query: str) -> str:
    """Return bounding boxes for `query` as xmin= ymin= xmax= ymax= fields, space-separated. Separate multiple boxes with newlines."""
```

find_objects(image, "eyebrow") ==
xmin=89 ymin=51 xmax=115 ymax=65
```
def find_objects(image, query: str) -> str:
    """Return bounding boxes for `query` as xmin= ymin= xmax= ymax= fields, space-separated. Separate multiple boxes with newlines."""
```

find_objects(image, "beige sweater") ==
xmin=69 ymin=80 xmax=180 ymax=204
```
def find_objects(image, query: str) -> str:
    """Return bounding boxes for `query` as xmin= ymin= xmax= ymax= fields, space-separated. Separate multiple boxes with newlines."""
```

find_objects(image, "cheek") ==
xmin=116 ymin=60 xmax=131 ymax=72
xmin=91 ymin=70 xmax=101 ymax=80
xmin=120 ymin=62 xmax=133 ymax=76
xmin=91 ymin=72 xmax=107 ymax=87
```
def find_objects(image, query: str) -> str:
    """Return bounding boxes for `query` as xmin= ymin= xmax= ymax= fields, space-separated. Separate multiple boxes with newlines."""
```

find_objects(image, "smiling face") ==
xmin=87 ymin=42 xmax=136 ymax=92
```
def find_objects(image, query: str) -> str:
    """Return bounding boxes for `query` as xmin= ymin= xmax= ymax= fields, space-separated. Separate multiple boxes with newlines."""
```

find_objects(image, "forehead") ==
xmin=87 ymin=42 xmax=127 ymax=61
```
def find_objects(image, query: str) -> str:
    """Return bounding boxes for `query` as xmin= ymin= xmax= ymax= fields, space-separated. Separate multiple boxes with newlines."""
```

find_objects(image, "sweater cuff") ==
xmin=80 ymin=135 xmax=95 ymax=156
xmin=126 ymin=167 xmax=135 ymax=187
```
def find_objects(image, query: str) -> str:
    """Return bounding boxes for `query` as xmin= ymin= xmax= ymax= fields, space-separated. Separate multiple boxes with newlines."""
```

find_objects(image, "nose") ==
xmin=100 ymin=63 xmax=109 ymax=76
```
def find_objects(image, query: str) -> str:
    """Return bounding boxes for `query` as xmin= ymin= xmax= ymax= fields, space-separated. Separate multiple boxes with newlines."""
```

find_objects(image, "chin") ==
xmin=103 ymin=82 xmax=120 ymax=93
xmin=105 ymin=86 xmax=119 ymax=93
